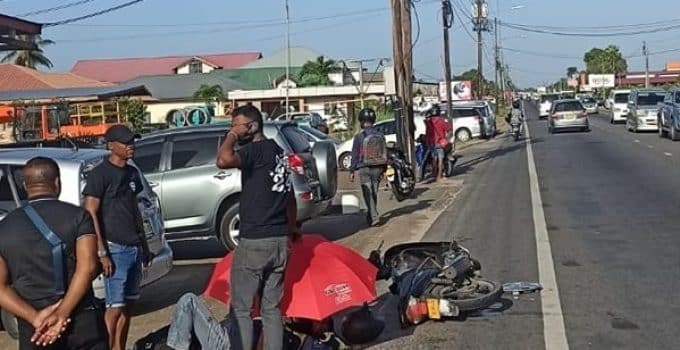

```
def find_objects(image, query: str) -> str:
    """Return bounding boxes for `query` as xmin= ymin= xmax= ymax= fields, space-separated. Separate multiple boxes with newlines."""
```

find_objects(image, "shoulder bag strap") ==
xmin=21 ymin=205 xmax=65 ymax=295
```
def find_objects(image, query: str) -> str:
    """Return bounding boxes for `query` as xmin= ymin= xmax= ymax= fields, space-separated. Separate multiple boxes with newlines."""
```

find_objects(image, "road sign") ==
xmin=588 ymin=74 xmax=615 ymax=88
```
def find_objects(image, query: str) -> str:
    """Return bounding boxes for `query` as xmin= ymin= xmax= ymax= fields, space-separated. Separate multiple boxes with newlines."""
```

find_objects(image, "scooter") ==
xmin=385 ymin=142 xmax=416 ymax=202
xmin=368 ymin=240 xmax=502 ymax=326
xmin=511 ymin=122 xmax=522 ymax=141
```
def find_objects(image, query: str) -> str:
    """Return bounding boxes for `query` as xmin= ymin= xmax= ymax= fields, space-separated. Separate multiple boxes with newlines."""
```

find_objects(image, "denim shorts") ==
xmin=104 ymin=241 xmax=142 ymax=308
xmin=433 ymin=147 xmax=445 ymax=159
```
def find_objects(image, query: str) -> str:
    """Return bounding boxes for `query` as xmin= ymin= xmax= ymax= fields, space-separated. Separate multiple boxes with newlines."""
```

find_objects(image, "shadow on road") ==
xmin=133 ymin=262 xmax=216 ymax=316
xmin=454 ymin=139 xmax=542 ymax=176
xmin=381 ymin=199 xmax=434 ymax=223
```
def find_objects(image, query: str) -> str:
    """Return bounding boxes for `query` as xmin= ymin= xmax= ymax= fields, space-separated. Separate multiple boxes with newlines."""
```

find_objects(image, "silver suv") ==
xmin=0 ymin=147 xmax=173 ymax=339
xmin=134 ymin=122 xmax=338 ymax=250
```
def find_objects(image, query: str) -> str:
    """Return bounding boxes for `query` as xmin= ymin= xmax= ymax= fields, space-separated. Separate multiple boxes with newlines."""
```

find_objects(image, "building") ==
xmin=0 ymin=64 xmax=110 ymax=91
xmin=71 ymin=52 xmax=262 ymax=83
xmin=0 ymin=13 xmax=42 ymax=51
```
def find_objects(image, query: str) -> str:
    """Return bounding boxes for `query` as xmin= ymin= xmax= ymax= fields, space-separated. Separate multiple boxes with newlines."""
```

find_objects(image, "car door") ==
xmin=161 ymin=132 xmax=240 ymax=233
xmin=134 ymin=138 xmax=166 ymax=202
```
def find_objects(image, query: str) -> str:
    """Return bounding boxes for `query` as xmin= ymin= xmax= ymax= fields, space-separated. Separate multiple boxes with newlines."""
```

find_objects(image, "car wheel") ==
xmin=456 ymin=128 xmax=472 ymax=143
xmin=659 ymin=119 xmax=666 ymax=138
xmin=338 ymin=152 xmax=352 ymax=171
xmin=671 ymin=123 xmax=680 ymax=141
xmin=218 ymin=201 xmax=240 ymax=250
xmin=1 ymin=309 xmax=18 ymax=340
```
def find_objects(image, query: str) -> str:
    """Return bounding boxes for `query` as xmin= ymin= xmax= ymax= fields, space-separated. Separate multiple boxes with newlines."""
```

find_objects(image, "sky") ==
xmin=3 ymin=0 xmax=680 ymax=88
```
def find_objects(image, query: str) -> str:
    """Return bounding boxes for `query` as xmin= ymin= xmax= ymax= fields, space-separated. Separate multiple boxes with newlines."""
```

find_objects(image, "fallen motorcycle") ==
xmin=368 ymin=241 xmax=502 ymax=326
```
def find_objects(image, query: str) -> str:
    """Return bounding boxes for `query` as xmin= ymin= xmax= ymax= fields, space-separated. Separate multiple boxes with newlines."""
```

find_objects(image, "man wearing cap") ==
xmin=83 ymin=124 xmax=153 ymax=350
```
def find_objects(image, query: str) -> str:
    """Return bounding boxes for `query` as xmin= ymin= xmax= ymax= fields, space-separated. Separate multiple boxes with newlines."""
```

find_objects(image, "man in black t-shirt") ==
xmin=0 ymin=157 xmax=107 ymax=350
xmin=83 ymin=124 xmax=153 ymax=350
xmin=216 ymin=105 xmax=298 ymax=350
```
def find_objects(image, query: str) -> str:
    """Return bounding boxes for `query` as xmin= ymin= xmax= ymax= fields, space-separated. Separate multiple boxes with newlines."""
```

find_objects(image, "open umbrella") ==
xmin=203 ymin=234 xmax=378 ymax=321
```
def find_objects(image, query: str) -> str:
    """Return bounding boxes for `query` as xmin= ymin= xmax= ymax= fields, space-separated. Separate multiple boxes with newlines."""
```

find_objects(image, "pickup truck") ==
xmin=658 ymin=87 xmax=680 ymax=141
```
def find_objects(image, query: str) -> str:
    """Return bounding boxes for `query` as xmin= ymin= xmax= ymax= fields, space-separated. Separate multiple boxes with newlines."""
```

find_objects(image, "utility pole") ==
xmin=284 ymin=0 xmax=291 ymax=115
xmin=358 ymin=60 xmax=365 ymax=109
xmin=441 ymin=0 xmax=453 ymax=122
xmin=494 ymin=17 xmax=500 ymax=113
xmin=643 ymin=41 xmax=650 ymax=88
xmin=390 ymin=0 xmax=415 ymax=166
xmin=472 ymin=0 xmax=488 ymax=99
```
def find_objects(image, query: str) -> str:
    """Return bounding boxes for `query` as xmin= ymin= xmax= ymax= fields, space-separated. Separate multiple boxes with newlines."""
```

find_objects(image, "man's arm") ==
xmin=216 ymin=132 xmax=241 ymax=169
xmin=349 ymin=134 xmax=361 ymax=173
xmin=0 ymin=256 xmax=39 ymax=324
xmin=83 ymin=196 xmax=112 ymax=276
xmin=51 ymin=235 xmax=98 ymax=321
xmin=132 ymin=201 xmax=153 ymax=266
xmin=286 ymin=192 xmax=299 ymax=241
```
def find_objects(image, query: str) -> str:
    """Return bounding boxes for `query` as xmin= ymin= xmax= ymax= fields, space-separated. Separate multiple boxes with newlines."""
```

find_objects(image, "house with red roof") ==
xmin=70 ymin=52 xmax=262 ymax=83
xmin=0 ymin=64 xmax=111 ymax=91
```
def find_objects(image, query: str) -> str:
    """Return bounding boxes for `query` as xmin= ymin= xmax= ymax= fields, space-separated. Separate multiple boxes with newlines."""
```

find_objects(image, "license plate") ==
xmin=426 ymin=299 xmax=441 ymax=319
xmin=564 ymin=113 xmax=575 ymax=120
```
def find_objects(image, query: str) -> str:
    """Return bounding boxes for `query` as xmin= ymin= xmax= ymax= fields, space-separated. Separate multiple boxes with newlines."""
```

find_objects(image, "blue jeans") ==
xmin=432 ymin=146 xmax=445 ymax=160
xmin=104 ymin=241 xmax=142 ymax=308
xmin=166 ymin=293 xmax=231 ymax=350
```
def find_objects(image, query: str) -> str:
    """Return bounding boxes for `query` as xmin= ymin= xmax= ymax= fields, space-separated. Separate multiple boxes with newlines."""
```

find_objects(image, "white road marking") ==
xmin=664 ymin=152 xmax=673 ymax=157
xmin=634 ymin=139 xmax=640 ymax=143
xmin=648 ymin=145 xmax=654 ymax=149
xmin=524 ymin=122 xmax=570 ymax=350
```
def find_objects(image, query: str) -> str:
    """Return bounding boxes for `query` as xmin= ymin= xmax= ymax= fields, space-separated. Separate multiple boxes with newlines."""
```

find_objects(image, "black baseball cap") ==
xmin=104 ymin=124 xmax=135 ymax=144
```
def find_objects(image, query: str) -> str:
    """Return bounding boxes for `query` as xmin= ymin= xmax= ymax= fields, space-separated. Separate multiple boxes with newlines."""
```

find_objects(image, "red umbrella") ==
xmin=204 ymin=234 xmax=378 ymax=321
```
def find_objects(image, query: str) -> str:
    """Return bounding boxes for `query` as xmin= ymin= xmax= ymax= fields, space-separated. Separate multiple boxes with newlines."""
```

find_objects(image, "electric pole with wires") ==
xmin=472 ymin=0 xmax=489 ymax=99
xmin=643 ymin=41 xmax=650 ymax=88
xmin=390 ymin=0 xmax=415 ymax=167
xmin=441 ymin=0 xmax=454 ymax=123
xmin=494 ymin=17 xmax=500 ymax=113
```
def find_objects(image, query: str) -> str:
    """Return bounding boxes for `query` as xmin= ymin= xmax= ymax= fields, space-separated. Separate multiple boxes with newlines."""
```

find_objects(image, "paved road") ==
xmin=395 ymin=104 xmax=680 ymax=349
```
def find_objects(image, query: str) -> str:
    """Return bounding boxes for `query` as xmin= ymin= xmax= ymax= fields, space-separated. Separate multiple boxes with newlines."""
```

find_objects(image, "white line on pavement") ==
xmin=524 ymin=122 xmax=570 ymax=350
xmin=665 ymin=152 xmax=673 ymax=157
xmin=648 ymin=145 xmax=654 ymax=149
xmin=634 ymin=139 xmax=640 ymax=143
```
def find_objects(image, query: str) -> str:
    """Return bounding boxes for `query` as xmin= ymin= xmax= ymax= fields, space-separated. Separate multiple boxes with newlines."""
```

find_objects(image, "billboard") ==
xmin=439 ymin=80 xmax=473 ymax=101
xmin=588 ymin=74 xmax=615 ymax=88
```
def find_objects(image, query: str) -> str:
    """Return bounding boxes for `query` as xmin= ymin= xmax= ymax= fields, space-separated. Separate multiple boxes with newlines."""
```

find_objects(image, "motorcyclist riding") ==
xmin=509 ymin=99 xmax=524 ymax=138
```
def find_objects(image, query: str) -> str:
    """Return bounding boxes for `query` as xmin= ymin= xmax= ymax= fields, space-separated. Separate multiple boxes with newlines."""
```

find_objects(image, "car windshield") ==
xmin=554 ymin=101 xmax=583 ymax=112
xmin=541 ymin=95 xmax=559 ymax=103
xmin=637 ymin=92 xmax=666 ymax=106
xmin=614 ymin=93 xmax=629 ymax=103
xmin=581 ymin=98 xmax=596 ymax=104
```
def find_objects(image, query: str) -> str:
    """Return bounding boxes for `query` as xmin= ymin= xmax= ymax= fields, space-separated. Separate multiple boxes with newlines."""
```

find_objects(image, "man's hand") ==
xmin=99 ymin=256 xmax=114 ymax=277
xmin=288 ymin=225 xmax=302 ymax=243
xmin=229 ymin=123 xmax=250 ymax=139
xmin=349 ymin=172 xmax=355 ymax=183
xmin=142 ymin=249 xmax=155 ymax=267
xmin=31 ymin=301 xmax=70 ymax=346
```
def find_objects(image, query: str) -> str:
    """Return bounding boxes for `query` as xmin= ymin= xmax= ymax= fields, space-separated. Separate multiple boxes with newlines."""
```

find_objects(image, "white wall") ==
xmin=176 ymin=62 xmax=215 ymax=75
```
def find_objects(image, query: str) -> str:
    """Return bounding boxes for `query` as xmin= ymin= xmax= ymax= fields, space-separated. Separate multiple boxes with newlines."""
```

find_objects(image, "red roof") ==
xmin=0 ymin=64 xmax=111 ymax=91
xmin=70 ymin=52 xmax=262 ymax=83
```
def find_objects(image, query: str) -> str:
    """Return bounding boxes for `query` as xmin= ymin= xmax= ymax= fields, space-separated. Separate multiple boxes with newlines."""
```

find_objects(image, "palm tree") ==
xmin=193 ymin=84 xmax=224 ymax=103
xmin=1 ymin=35 xmax=54 ymax=69
xmin=298 ymin=56 xmax=338 ymax=87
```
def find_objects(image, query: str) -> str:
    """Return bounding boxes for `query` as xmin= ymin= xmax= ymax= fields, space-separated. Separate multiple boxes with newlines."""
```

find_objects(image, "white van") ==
xmin=610 ymin=89 xmax=631 ymax=124
xmin=539 ymin=93 xmax=560 ymax=118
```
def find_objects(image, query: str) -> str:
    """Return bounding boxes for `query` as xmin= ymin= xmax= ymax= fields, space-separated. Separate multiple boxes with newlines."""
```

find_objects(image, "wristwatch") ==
xmin=98 ymin=250 xmax=108 ymax=258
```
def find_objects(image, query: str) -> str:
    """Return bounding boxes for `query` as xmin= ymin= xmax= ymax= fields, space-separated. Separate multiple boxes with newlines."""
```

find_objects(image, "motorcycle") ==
xmin=511 ymin=122 xmax=522 ymax=141
xmin=416 ymin=136 xmax=458 ymax=181
xmin=385 ymin=142 xmax=416 ymax=202
xmin=368 ymin=241 xmax=503 ymax=326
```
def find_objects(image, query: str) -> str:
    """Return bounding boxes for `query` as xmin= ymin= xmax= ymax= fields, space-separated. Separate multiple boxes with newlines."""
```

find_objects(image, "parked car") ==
xmin=449 ymin=101 xmax=496 ymax=139
xmin=539 ymin=93 xmax=560 ymax=118
xmin=579 ymin=96 xmax=599 ymax=114
xmin=298 ymin=124 xmax=342 ymax=148
xmin=609 ymin=89 xmax=630 ymax=124
xmin=0 ymin=147 xmax=173 ymax=339
xmin=134 ymin=123 xmax=337 ymax=250
xmin=626 ymin=89 xmax=667 ymax=132
xmin=448 ymin=106 xmax=484 ymax=142
xmin=548 ymin=99 xmax=590 ymax=133
xmin=657 ymin=87 xmax=680 ymax=141
xmin=336 ymin=116 xmax=427 ymax=171
xmin=275 ymin=112 xmax=330 ymax=134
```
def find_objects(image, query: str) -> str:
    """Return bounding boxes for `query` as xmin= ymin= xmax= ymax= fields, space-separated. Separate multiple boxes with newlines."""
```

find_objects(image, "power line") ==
xmin=501 ymin=46 xmax=582 ymax=59
xmin=499 ymin=21 xmax=680 ymax=37
xmin=44 ymin=0 xmax=144 ymax=27
xmin=18 ymin=0 xmax=97 ymax=17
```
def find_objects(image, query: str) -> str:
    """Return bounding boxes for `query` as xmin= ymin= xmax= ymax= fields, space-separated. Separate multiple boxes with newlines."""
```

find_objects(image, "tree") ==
xmin=455 ymin=68 xmax=495 ymax=97
xmin=298 ymin=56 xmax=338 ymax=87
xmin=1 ymin=35 xmax=54 ymax=69
xmin=583 ymin=45 xmax=627 ymax=74
xmin=566 ymin=66 xmax=578 ymax=77
xmin=118 ymin=98 xmax=147 ymax=134
xmin=193 ymin=84 xmax=224 ymax=104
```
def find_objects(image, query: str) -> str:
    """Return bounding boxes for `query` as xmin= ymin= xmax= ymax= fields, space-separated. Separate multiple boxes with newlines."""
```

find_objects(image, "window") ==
xmin=614 ymin=94 xmax=629 ymax=103
xmin=282 ymin=126 xmax=312 ymax=153
xmin=189 ymin=60 xmax=202 ymax=74
xmin=554 ymin=101 xmax=584 ymax=112
xmin=171 ymin=136 xmax=219 ymax=170
xmin=0 ymin=165 xmax=26 ymax=202
xmin=637 ymin=92 xmax=666 ymax=106
xmin=374 ymin=121 xmax=396 ymax=135
xmin=451 ymin=108 xmax=478 ymax=118
xmin=134 ymin=141 xmax=164 ymax=173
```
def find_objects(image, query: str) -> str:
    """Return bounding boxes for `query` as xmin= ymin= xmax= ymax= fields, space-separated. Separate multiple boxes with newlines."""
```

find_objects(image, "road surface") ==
xmin=391 ymin=103 xmax=680 ymax=349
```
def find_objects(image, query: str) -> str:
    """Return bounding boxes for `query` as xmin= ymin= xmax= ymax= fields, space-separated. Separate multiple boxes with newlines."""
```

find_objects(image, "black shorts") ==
xmin=18 ymin=304 xmax=108 ymax=350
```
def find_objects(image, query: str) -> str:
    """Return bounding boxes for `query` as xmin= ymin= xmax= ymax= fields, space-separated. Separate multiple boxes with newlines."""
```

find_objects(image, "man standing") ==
xmin=83 ymin=124 xmax=153 ymax=350
xmin=349 ymin=107 xmax=387 ymax=226
xmin=425 ymin=105 xmax=452 ymax=182
xmin=0 ymin=157 xmax=107 ymax=349
xmin=216 ymin=105 xmax=298 ymax=350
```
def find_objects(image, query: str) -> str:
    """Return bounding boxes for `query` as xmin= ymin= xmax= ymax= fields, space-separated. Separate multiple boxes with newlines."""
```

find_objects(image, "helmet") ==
xmin=427 ymin=104 xmax=441 ymax=117
xmin=358 ymin=108 xmax=377 ymax=124
xmin=333 ymin=303 xmax=385 ymax=345
xmin=512 ymin=99 xmax=520 ymax=109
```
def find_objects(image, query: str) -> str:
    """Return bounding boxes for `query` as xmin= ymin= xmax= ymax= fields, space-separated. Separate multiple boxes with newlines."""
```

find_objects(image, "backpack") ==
xmin=361 ymin=131 xmax=388 ymax=166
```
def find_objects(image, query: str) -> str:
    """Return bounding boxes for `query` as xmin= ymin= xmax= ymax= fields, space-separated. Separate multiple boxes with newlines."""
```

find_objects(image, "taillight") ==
xmin=287 ymin=154 xmax=305 ymax=175
xmin=299 ymin=192 xmax=313 ymax=201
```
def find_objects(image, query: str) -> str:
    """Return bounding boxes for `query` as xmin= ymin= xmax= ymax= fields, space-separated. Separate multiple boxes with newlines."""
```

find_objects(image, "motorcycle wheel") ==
xmin=391 ymin=182 xmax=408 ymax=202
xmin=436 ymin=278 xmax=503 ymax=312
